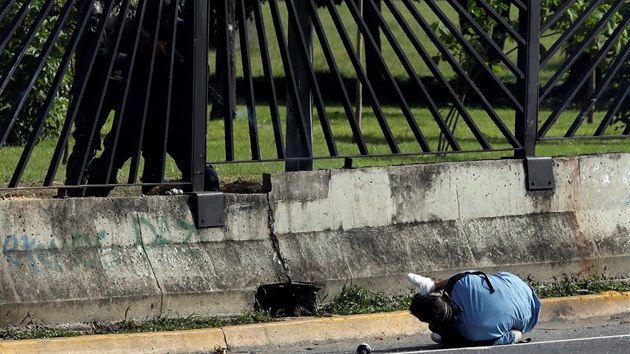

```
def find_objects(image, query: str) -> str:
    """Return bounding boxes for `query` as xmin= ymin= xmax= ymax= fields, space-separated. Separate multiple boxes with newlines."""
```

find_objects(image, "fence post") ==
xmin=516 ymin=1 xmax=554 ymax=191
xmin=515 ymin=0 xmax=540 ymax=158
xmin=285 ymin=0 xmax=313 ymax=172
xmin=191 ymin=0 xmax=209 ymax=192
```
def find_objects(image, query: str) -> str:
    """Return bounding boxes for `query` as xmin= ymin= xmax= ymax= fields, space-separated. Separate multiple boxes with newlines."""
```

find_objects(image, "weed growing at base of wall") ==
xmin=1 ymin=276 xmax=629 ymax=340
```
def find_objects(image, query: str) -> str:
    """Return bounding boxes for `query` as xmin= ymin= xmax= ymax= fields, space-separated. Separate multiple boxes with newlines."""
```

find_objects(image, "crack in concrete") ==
xmin=221 ymin=328 xmax=230 ymax=351
xmin=266 ymin=192 xmax=291 ymax=283
xmin=134 ymin=213 xmax=164 ymax=314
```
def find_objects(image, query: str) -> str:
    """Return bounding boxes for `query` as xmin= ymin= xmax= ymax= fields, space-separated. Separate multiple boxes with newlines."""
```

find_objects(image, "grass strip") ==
xmin=2 ymin=276 xmax=629 ymax=340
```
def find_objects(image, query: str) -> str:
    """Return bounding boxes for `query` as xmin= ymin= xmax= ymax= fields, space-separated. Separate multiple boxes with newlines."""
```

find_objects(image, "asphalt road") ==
xmin=241 ymin=313 xmax=630 ymax=354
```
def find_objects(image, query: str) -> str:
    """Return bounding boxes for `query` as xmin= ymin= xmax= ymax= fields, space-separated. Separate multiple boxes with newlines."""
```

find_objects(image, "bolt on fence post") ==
xmin=191 ymin=0 xmax=209 ymax=192
xmin=515 ymin=0 xmax=541 ymax=158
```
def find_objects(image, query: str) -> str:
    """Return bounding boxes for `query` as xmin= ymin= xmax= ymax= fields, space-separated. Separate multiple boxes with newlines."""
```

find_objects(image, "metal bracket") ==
xmin=192 ymin=192 xmax=225 ymax=228
xmin=525 ymin=157 xmax=555 ymax=191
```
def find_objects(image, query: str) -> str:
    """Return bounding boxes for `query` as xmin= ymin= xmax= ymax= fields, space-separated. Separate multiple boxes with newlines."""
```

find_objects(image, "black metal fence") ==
xmin=0 ymin=0 xmax=628 ymax=195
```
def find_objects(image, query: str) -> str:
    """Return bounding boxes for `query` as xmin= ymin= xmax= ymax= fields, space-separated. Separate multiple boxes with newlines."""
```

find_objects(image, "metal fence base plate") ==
xmin=192 ymin=192 xmax=225 ymax=228
xmin=525 ymin=157 xmax=555 ymax=191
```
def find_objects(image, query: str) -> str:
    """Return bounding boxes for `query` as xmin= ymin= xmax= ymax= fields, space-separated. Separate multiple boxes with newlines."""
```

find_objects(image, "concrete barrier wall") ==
xmin=2 ymin=153 xmax=630 ymax=326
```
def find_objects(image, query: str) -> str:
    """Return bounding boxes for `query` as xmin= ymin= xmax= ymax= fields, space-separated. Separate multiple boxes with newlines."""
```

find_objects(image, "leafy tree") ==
xmin=0 ymin=0 xmax=75 ymax=146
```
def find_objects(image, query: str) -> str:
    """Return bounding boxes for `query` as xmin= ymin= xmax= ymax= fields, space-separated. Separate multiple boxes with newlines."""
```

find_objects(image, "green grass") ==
xmin=1 ymin=103 xmax=629 ymax=188
xmin=1 ymin=2 xmax=625 ymax=189
xmin=214 ymin=1 xmax=565 ymax=84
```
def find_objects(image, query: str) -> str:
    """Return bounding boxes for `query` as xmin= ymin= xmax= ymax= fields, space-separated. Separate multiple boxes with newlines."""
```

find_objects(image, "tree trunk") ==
xmin=364 ymin=0 xmax=384 ymax=99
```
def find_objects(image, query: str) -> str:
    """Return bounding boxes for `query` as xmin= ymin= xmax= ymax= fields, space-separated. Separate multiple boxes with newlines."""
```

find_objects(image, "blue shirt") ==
xmin=449 ymin=272 xmax=541 ymax=345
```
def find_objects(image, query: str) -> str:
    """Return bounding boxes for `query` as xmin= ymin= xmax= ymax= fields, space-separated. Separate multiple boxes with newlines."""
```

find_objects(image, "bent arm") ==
xmin=434 ymin=278 xmax=449 ymax=291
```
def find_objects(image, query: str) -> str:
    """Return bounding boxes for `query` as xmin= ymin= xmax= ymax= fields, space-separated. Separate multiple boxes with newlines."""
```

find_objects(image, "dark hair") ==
xmin=409 ymin=293 xmax=452 ymax=324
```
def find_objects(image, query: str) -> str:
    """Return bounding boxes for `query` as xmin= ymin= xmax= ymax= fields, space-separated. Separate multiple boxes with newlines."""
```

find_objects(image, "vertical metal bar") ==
xmin=514 ymin=0 xmax=540 ymax=158
xmin=280 ymin=0 xmax=313 ymax=171
xmin=236 ymin=0 xmax=261 ymax=161
xmin=285 ymin=0 xmax=337 ymax=158
xmin=268 ymin=0 xmax=312 ymax=155
xmin=251 ymin=0 xmax=285 ymax=159
xmin=304 ymin=0 xmax=368 ymax=155
xmin=191 ymin=0 xmax=208 ymax=192
xmin=218 ymin=0 xmax=235 ymax=161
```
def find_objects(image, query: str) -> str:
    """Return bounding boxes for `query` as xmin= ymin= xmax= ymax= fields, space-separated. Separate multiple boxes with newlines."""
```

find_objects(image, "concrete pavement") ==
xmin=1 ymin=291 xmax=630 ymax=353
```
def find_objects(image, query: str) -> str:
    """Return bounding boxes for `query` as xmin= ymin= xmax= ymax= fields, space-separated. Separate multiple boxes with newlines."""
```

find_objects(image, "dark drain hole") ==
xmin=255 ymin=282 xmax=321 ymax=316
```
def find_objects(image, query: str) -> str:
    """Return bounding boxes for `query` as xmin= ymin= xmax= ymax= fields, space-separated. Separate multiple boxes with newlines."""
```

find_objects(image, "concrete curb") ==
xmin=2 ymin=292 xmax=630 ymax=353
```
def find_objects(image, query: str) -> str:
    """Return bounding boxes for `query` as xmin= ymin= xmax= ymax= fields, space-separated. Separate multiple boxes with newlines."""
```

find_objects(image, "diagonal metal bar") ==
xmin=402 ymin=0 xmax=521 ymax=148
xmin=236 ymin=0 xmax=261 ymax=161
xmin=595 ymin=79 xmax=630 ymax=136
xmin=0 ymin=0 xmax=18 ymax=24
xmin=285 ymin=0 xmax=338 ymax=157
xmin=347 ymin=0 xmax=431 ymax=152
xmin=393 ymin=0 xmax=520 ymax=150
xmin=540 ymin=0 xmax=611 ymax=67
xmin=325 ymin=0 xmax=400 ymax=153
xmin=565 ymin=38 xmax=630 ymax=137
xmin=541 ymin=0 xmax=579 ymax=33
xmin=476 ymin=0 xmax=525 ymax=45
xmin=9 ymin=0 xmax=84 ymax=187
xmin=383 ymin=0 xmax=460 ymax=152
xmin=102 ymin=0 xmax=148 ymax=187
xmin=304 ymin=0 xmax=368 ymax=155
xmin=539 ymin=13 xmax=630 ymax=138
xmin=0 ymin=0 xmax=55 ymax=96
xmin=423 ymin=0 xmax=522 ymax=111
xmin=44 ymin=0 xmax=119 ymax=186
xmin=0 ymin=0 xmax=35 ymax=54
xmin=154 ymin=0 xmax=179 ymax=182
xmin=507 ymin=0 xmax=526 ymax=12
xmin=128 ymin=0 xmax=164 ymax=184
xmin=540 ymin=0 xmax=626 ymax=100
xmin=449 ymin=0 xmax=523 ymax=78
xmin=251 ymin=0 xmax=284 ymax=159
xmin=0 ymin=0 xmax=56 ymax=144
xmin=74 ymin=0 xmax=135 ymax=186
xmin=267 ymin=0 xmax=312 ymax=155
